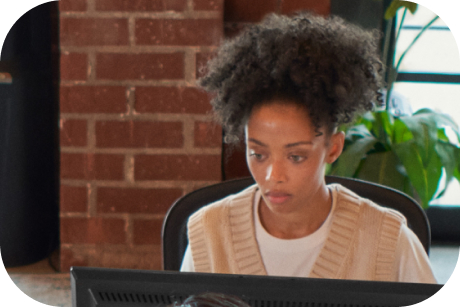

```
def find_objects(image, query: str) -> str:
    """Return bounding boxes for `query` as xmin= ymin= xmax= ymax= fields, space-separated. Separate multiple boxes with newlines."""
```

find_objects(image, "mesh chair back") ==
xmin=162 ymin=175 xmax=430 ymax=271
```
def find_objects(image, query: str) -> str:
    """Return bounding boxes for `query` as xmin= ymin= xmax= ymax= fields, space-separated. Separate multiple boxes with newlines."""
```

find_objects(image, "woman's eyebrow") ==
xmin=248 ymin=138 xmax=267 ymax=147
xmin=285 ymin=141 xmax=313 ymax=148
xmin=248 ymin=138 xmax=313 ymax=148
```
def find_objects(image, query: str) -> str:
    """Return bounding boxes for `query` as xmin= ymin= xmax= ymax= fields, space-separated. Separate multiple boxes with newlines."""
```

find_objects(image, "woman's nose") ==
xmin=265 ymin=160 xmax=287 ymax=183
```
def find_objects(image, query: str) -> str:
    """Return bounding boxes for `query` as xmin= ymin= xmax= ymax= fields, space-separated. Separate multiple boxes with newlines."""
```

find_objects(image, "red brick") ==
xmin=59 ymin=248 xmax=89 ymax=272
xmin=193 ymin=0 xmax=223 ymax=11
xmin=97 ymin=187 xmax=182 ymax=214
xmin=223 ymin=22 xmax=248 ymax=38
xmin=60 ymin=86 xmax=127 ymax=114
xmin=135 ymin=19 xmax=223 ymax=46
xmin=135 ymin=86 xmax=211 ymax=114
xmin=224 ymin=0 xmax=278 ymax=22
xmin=132 ymin=219 xmax=163 ymax=245
xmin=96 ymin=121 xmax=183 ymax=148
xmin=61 ymin=217 xmax=126 ymax=244
xmin=60 ymin=153 xmax=125 ymax=180
xmin=196 ymin=52 xmax=216 ymax=79
xmin=96 ymin=0 xmax=187 ymax=11
xmin=60 ymin=185 xmax=88 ymax=213
xmin=60 ymin=119 xmax=87 ymax=147
xmin=281 ymin=0 xmax=330 ymax=15
xmin=59 ymin=0 xmax=87 ymax=11
xmin=60 ymin=18 xmax=129 ymax=46
xmin=60 ymin=53 xmax=87 ymax=81
xmin=96 ymin=53 xmax=184 ymax=80
xmin=194 ymin=121 xmax=221 ymax=147
xmin=135 ymin=154 xmax=221 ymax=180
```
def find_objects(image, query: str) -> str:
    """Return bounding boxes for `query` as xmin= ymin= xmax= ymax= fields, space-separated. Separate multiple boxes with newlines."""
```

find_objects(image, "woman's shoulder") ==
xmin=188 ymin=184 xmax=258 ymax=226
xmin=329 ymin=183 xmax=407 ymax=226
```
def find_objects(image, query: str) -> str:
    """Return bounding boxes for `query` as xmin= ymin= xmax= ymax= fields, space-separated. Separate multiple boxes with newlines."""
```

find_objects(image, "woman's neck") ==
xmin=258 ymin=185 xmax=332 ymax=239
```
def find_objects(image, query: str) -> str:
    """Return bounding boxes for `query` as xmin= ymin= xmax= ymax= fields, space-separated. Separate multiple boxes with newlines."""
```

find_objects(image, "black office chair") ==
xmin=162 ymin=175 xmax=431 ymax=271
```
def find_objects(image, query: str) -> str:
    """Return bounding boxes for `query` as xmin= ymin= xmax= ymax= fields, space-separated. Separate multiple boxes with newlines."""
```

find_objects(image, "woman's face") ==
xmin=245 ymin=101 xmax=344 ymax=215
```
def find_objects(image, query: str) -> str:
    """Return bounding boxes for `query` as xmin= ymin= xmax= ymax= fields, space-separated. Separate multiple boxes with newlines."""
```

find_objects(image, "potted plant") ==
xmin=327 ymin=1 xmax=460 ymax=213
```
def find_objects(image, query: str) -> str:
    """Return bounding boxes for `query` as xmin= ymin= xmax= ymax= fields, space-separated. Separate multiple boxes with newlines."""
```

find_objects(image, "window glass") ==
xmin=393 ymin=5 xmax=460 ymax=206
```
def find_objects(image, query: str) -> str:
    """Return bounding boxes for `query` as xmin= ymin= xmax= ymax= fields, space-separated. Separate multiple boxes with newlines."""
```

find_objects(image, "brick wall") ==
xmin=58 ymin=0 xmax=330 ymax=272
xmin=58 ymin=0 xmax=223 ymax=272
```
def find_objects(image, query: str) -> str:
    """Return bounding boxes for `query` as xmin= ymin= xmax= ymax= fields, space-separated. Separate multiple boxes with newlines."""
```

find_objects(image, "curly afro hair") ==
xmin=198 ymin=12 xmax=384 ymax=143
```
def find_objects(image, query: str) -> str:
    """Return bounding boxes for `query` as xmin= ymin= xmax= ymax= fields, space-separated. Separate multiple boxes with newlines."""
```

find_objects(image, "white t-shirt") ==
xmin=180 ymin=188 xmax=437 ymax=283
xmin=254 ymin=189 xmax=333 ymax=277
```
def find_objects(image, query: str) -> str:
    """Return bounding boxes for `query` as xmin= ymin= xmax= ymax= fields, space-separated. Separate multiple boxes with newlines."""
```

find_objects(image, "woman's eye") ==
xmin=289 ymin=155 xmax=306 ymax=163
xmin=250 ymin=153 xmax=265 ymax=161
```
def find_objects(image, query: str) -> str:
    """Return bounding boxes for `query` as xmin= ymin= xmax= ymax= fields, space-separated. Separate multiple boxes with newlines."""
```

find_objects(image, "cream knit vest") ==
xmin=187 ymin=183 xmax=406 ymax=281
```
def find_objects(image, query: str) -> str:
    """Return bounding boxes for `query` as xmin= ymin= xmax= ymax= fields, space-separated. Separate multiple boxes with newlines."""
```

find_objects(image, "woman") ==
xmin=180 ymin=12 xmax=436 ymax=283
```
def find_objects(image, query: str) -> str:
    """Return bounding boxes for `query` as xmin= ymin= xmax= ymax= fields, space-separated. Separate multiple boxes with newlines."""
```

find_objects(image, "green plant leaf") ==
xmin=346 ymin=123 xmax=372 ymax=136
xmin=353 ymin=112 xmax=375 ymax=132
xmin=343 ymin=125 xmax=374 ymax=153
xmin=453 ymin=146 xmax=460 ymax=183
xmin=398 ymin=113 xmax=438 ymax=164
xmin=393 ymin=117 xmax=414 ymax=144
xmin=455 ymin=168 xmax=460 ymax=182
xmin=437 ymin=128 xmax=450 ymax=143
xmin=356 ymin=151 xmax=412 ymax=196
xmin=394 ymin=141 xmax=443 ymax=209
xmin=433 ymin=141 xmax=458 ymax=197
xmin=416 ymin=109 xmax=460 ymax=145
xmin=330 ymin=134 xmax=378 ymax=177
xmin=337 ymin=108 xmax=459 ymax=208
xmin=371 ymin=111 xmax=394 ymax=147
xmin=415 ymin=108 xmax=460 ymax=131
xmin=384 ymin=0 xmax=418 ymax=20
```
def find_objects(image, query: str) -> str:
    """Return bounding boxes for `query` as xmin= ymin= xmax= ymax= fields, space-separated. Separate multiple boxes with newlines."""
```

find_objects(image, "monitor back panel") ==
xmin=71 ymin=267 xmax=443 ymax=307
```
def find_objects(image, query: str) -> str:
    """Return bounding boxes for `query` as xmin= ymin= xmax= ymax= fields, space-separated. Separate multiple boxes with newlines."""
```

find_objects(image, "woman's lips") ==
xmin=265 ymin=191 xmax=292 ymax=204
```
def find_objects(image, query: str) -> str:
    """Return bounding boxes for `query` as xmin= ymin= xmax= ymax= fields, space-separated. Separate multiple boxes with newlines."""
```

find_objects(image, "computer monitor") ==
xmin=71 ymin=266 xmax=442 ymax=307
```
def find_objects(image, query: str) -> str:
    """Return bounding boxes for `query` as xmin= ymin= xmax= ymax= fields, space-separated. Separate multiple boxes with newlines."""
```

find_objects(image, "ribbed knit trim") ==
xmin=228 ymin=187 xmax=267 ymax=275
xmin=187 ymin=210 xmax=212 ymax=272
xmin=309 ymin=184 xmax=360 ymax=279
xmin=375 ymin=210 xmax=404 ymax=281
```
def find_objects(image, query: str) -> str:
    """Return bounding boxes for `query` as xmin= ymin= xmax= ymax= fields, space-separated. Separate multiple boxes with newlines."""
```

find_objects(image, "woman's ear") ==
xmin=325 ymin=131 xmax=345 ymax=164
